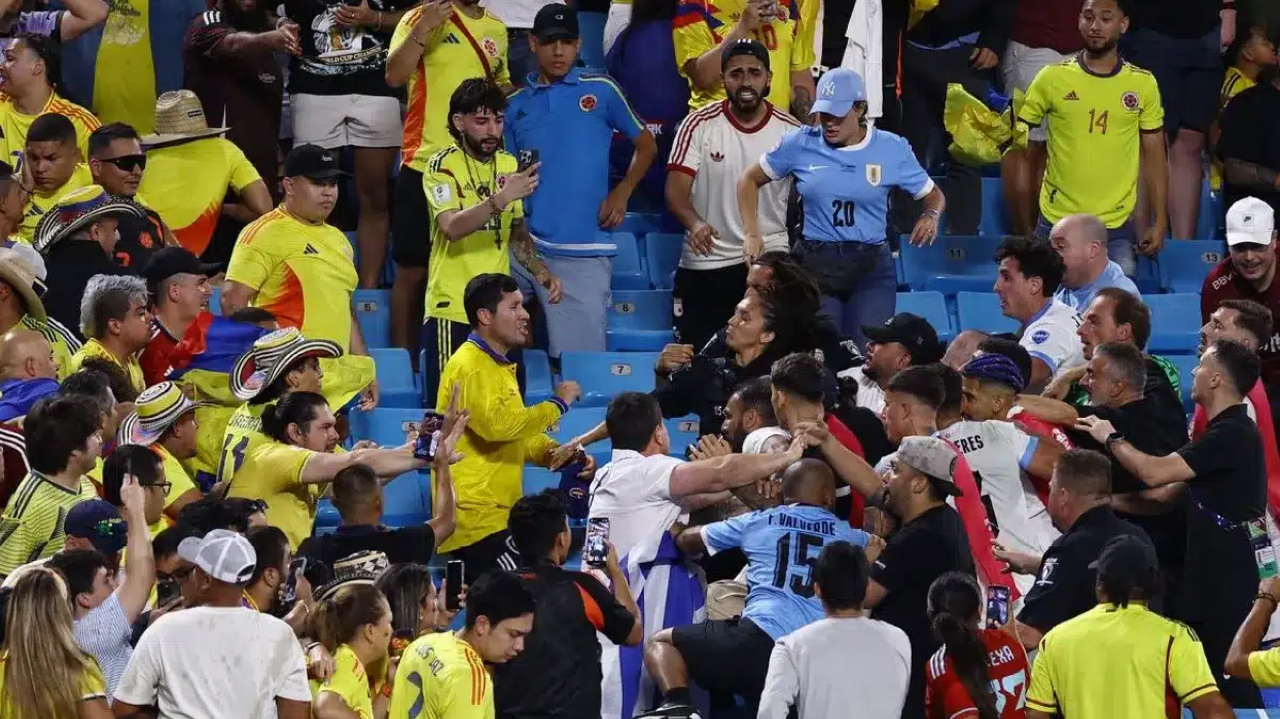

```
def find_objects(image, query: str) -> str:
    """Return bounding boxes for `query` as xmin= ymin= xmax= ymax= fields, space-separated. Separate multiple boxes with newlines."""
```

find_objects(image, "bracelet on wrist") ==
xmin=1259 ymin=592 xmax=1278 ymax=607
xmin=487 ymin=195 xmax=503 ymax=215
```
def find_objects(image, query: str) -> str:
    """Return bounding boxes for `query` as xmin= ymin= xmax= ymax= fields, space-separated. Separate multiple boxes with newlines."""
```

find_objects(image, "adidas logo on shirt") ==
xmin=303 ymin=244 xmax=319 ymax=256
xmin=444 ymin=34 xmax=461 ymax=44
xmin=1063 ymin=90 xmax=1079 ymax=101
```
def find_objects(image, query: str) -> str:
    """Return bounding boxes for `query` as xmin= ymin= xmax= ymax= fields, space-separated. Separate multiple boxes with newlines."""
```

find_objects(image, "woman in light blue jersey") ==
xmin=737 ymin=68 xmax=945 ymax=351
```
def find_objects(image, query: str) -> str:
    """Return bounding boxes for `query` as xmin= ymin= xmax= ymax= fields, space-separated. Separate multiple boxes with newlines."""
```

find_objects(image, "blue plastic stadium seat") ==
xmin=1132 ymin=256 xmax=1161 ymax=295
xmin=895 ymin=291 xmax=954 ymax=342
xmin=352 ymin=289 xmax=391 ymax=349
xmin=524 ymin=349 xmax=553 ymax=405
xmin=209 ymin=286 xmax=223 ymax=315
xmin=955 ymin=292 xmax=1019 ymax=335
xmin=617 ymin=212 xmax=661 ymax=237
xmin=979 ymin=177 xmax=1011 ymax=236
xmin=645 ymin=233 xmax=683 ymax=290
xmin=313 ymin=499 xmax=340 ymax=534
xmin=577 ymin=12 xmax=607 ymax=68
xmin=610 ymin=232 xmax=650 ymax=291
xmin=1158 ymin=240 xmax=1223 ymax=294
xmin=548 ymin=406 xmax=610 ymax=454
xmin=561 ymin=351 xmax=660 ymax=406
xmin=1165 ymin=353 xmax=1198 ymax=413
xmin=345 ymin=408 xmax=432 ymax=525
xmin=607 ymin=290 xmax=674 ymax=351
xmin=1194 ymin=179 xmax=1217 ymax=242
xmin=1145 ymin=293 xmax=1201 ymax=354
xmin=900 ymin=236 xmax=1002 ymax=294
xmin=665 ymin=415 xmax=703 ymax=455
xmin=369 ymin=348 xmax=419 ymax=408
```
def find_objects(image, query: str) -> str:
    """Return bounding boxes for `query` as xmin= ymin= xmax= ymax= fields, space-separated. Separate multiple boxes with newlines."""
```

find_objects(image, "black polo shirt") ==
xmin=44 ymin=238 xmax=135 ymax=340
xmin=1217 ymin=83 xmax=1280 ymax=213
xmin=870 ymin=504 xmax=974 ymax=719
xmin=1018 ymin=506 xmax=1154 ymax=633
xmin=493 ymin=561 xmax=636 ymax=719
xmin=1176 ymin=402 xmax=1267 ymax=622
xmin=296 ymin=524 xmax=435 ymax=580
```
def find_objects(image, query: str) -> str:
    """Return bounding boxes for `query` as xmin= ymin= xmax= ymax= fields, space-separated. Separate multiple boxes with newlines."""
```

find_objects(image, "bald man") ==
xmin=647 ymin=459 xmax=874 ymax=718
xmin=0 ymin=329 xmax=61 ymax=423
xmin=1048 ymin=214 xmax=1141 ymax=312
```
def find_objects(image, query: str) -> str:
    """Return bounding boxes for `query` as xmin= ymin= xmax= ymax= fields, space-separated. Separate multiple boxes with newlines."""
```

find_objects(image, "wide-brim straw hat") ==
xmin=314 ymin=550 xmax=390 ymax=602
xmin=229 ymin=327 xmax=342 ymax=402
xmin=0 ymin=248 xmax=46 ymax=323
xmin=140 ymin=90 xmax=229 ymax=147
xmin=117 ymin=381 xmax=213 ymax=447
xmin=31 ymin=185 xmax=144 ymax=255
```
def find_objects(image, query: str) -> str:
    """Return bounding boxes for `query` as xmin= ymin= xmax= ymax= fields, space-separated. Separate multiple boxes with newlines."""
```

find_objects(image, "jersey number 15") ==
xmin=772 ymin=531 xmax=823 ymax=598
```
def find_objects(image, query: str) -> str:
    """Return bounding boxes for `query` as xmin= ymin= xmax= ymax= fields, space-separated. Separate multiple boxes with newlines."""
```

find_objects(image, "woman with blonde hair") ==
xmin=0 ymin=567 xmax=111 ymax=719
xmin=312 ymin=583 xmax=394 ymax=719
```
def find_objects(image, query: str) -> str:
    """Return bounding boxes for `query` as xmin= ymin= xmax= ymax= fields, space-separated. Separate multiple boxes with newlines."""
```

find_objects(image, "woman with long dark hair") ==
xmin=924 ymin=572 xmax=1029 ymax=719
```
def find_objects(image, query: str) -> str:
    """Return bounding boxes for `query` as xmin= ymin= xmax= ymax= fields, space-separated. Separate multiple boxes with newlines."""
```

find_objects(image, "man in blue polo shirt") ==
xmin=505 ymin=3 xmax=657 ymax=358
xmin=1050 ymin=213 xmax=1141 ymax=312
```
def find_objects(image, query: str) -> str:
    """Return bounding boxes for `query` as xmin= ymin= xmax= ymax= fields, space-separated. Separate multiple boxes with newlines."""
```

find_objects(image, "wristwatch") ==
xmin=1104 ymin=431 xmax=1126 ymax=449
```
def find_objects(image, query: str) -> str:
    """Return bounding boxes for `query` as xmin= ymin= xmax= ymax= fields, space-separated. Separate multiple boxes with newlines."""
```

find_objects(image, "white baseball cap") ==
xmin=177 ymin=529 xmax=257 ymax=585
xmin=1226 ymin=197 xmax=1276 ymax=248
xmin=897 ymin=436 xmax=963 ymax=496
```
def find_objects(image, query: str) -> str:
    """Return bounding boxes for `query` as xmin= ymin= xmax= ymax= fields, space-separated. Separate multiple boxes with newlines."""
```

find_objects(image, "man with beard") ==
xmin=0 ymin=34 xmax=99 ymax=168
xmin=1016 ymin=0 xmax=1167 ymax=273
xmin=720 ymin=376 xmax=778 ymax=450
xmin=837 ymin=312 xmax=942 ymax=415
xmin=665 ymin=39 xmax=800 ymax=350
xmin=420 ymin=78 xmax=559 ymax=401
xmin=87 ymin=123 xmax=176 ymax=269
xmin=182 ymin=0 xmax=297 ymax=191
xmin=1202 ymin=197 xmax=1280 ymax=395
xmin=436 ymin=273 xmax=582 ymax=577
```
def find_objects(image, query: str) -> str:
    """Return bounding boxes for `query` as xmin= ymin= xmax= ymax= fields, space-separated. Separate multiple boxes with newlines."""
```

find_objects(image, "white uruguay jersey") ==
xmin=668 ymin=101 xmax=801 ymax=270
xmin=588 ymin=449 xmax=690 ymax=562
xmin=1020 ymin=298 xmax=1085 ymax=379
xmin=937 ymin=420 xmax=1060 ymax=563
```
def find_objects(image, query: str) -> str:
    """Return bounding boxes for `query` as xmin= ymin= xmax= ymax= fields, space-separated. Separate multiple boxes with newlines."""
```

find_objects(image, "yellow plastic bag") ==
xmin=942 ymin=83 xmax=1029 ymax=167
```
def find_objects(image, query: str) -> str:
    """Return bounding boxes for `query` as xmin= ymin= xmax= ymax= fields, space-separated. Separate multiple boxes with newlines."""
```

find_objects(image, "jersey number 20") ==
xmin=830 ymin=200 xmax=857 ymax=228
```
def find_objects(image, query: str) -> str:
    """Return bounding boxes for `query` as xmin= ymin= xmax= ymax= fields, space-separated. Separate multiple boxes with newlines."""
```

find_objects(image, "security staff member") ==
xmin=994 ymin=448 xmax=1154 ymax=651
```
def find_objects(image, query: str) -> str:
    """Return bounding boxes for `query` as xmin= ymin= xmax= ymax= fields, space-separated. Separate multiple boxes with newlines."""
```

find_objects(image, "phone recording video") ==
xmin=414 ymin=410 xmax=446 ymax=462
xmin=445 ymin=560 xmax=465 ymax=612
xmin=985 ymin=585 xmax=1011 ymax=628
xmin=283 ymin=557 xmax=308 ymax=606
xmin=584 ymin=517 xmax=610 ymax=567
xmin=518 ymin=149 xmax=539 ymax=173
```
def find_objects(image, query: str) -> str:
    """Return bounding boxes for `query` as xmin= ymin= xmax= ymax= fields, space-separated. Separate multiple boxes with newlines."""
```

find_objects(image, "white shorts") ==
xmin=290 ymin=93 xmax=402 ymax=149
xmin=1002 ymin=41 xmax=1067 ymax=143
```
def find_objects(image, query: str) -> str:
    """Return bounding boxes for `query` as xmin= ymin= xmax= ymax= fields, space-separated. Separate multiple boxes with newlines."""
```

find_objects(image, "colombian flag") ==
xmin=166 ymin=312 xmax=270 ymax=405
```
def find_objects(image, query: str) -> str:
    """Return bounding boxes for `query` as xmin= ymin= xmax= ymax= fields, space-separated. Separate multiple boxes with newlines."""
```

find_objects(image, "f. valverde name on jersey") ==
xmin=768 ymin=513 xmax=838 ymax=535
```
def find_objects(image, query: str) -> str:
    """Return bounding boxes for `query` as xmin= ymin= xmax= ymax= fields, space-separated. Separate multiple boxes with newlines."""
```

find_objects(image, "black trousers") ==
xmin=899 ymin=43 xmax=993 ymax=235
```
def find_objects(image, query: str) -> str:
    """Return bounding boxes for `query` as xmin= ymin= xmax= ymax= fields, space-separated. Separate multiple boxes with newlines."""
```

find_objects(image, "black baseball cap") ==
xmin=533 ymin=3 xmax=578 ymax=42
xmin=284 ymin=144 xmax=349 ymax=181
xmin=721 ymin=38 xmax=770 ymax=71
xmin=1089 ymin=535 xmax=1159 ymax=580
xmin=862 ymin=313 xmax=942 ymax=363
xmin=143 ymin=246 xmax=221 ymax=290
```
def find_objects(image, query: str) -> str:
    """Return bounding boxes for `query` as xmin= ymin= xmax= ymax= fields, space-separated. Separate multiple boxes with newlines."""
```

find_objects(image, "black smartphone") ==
xmin=283 ymin=557 xmax=308 ymax=605
xmin=156 ymin=577 xmax=180 ymax=608
xmin=517 ymin=149 xmax=539 ymax=173
xmin=584 ymin=517 xmax=610 ymax=567
xmin=445 ymin=560 xmax=465 ymax=612
xmin=413 ymin=411 xmax=446 ymax=461
xmin=985 ymin=585 xmax=1011 ymax=628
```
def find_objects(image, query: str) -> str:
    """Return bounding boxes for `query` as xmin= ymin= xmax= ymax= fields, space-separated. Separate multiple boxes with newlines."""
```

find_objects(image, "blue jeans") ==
xmin=513 ymin=255 xmax=612 ymax=357
xmin=1036 ymin=215 xmax=1137 ymax=276
xmin=793 ymin=240 xmax=897 ymax=352
xmin=508 ymin=29 xmax=536 ymax=87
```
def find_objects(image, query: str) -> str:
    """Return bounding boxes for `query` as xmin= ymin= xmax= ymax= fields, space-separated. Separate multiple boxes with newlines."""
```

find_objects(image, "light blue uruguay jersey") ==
xmin=702 ymin=503 xmax=869 ymax=639
xmin=758 ymin=126 xmax=933 ymax=244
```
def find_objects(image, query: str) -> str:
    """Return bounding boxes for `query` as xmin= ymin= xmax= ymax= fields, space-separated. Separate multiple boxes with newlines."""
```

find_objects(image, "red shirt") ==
xmin=926 ymin=628 xmax=1030 ymax=719
xmin=825 ymin=413 xmax=866 ymax=527
xmin=1202 ymin=258 xmax=1280 ymax=386
xmin=139 ymin=320 xmax=183 ymax=388
xmin=1011 ymin=0 xmax=1083 ymax=54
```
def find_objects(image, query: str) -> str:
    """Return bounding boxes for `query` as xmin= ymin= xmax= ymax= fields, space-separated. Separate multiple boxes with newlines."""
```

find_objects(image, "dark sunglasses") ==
xmin=102 ymin=154 xmax=146 ymax=172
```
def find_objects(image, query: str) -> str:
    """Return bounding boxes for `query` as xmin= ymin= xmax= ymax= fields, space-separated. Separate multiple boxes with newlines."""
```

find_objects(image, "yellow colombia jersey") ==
xmin=1211 ymin=65 xmax=1255 ymax=191
xmin=436 ymin=339 xmax=559 ymax=552
xmin=0 ymin=472 xmax=99 ymax=576
xmin=92 ymin=0 xmax=155 ymax=133
xmin=152 ymin=443 xmax=199 ymax=517
xmin=18 ymin=163 xmax=92 ymax=243
xmin=22 ymin=313 xmax=80 ymax=381
xmin=314 ymin=644 xmax=375 ymax=719
xmin=391 ymin=8 xmax=511 ymax=173
xmin=1017 ymin=54 xmax=1163 ymax=229
xmin=0 ymin=652 xmax=106 ymax=707
xmin=1027 ymin=603 xmax=1219 ymax=719
xmin=218 ymin=401 xmax=273 ymax=486
xmin=68 ymin=338 xmax=146 ymax=395
xmin=673 ymin=0 xmax=814 ymax=112
xmin=390 ymin=632 xmax=494 ymax=719
xmin=0 ymin=93 xmax=101 ymax=168
xmin=138 ymin=137 xmax=261 ymax=256
xmin=227 ymin=440 xmax=324 ymax=548
xmin=423 ymin=145 xmax=522 ymax=325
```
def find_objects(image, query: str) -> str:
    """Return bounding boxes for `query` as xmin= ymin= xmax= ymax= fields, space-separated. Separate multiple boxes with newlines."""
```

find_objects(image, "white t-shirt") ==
xmin=937 ymin=421 xmax=1060 ymax=563
xmin=836 ymin=365 xmax=886 ymax=414
xmin=588 ymin=449 xmax=689 ymax=562
xmin=1020 ymin=298 xmax=1085 ymax=379
xmin=759 ymin=616 xmax=910 ymax=719
xmin=668 ymin=101 xmax=801 ymax=270
xmin=114 ymin=606 xmax=310 ymax=719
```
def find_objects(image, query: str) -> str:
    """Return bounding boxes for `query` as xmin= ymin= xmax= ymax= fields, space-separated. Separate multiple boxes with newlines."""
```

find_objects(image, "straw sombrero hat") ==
xmin=230 ymin=327 xmax=342 ymax=402
xmin=314 ymin=550 xmax=390 ymax=602
xmin=0 ymin=248 xmax=46 ymax=323
xmin=140 ymin=90 xmax=229 ymax=148
xmin=32 ymin=185 xmax=144 ymax=255
xmin=117 ymin=381 xmax=213 ymax=447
